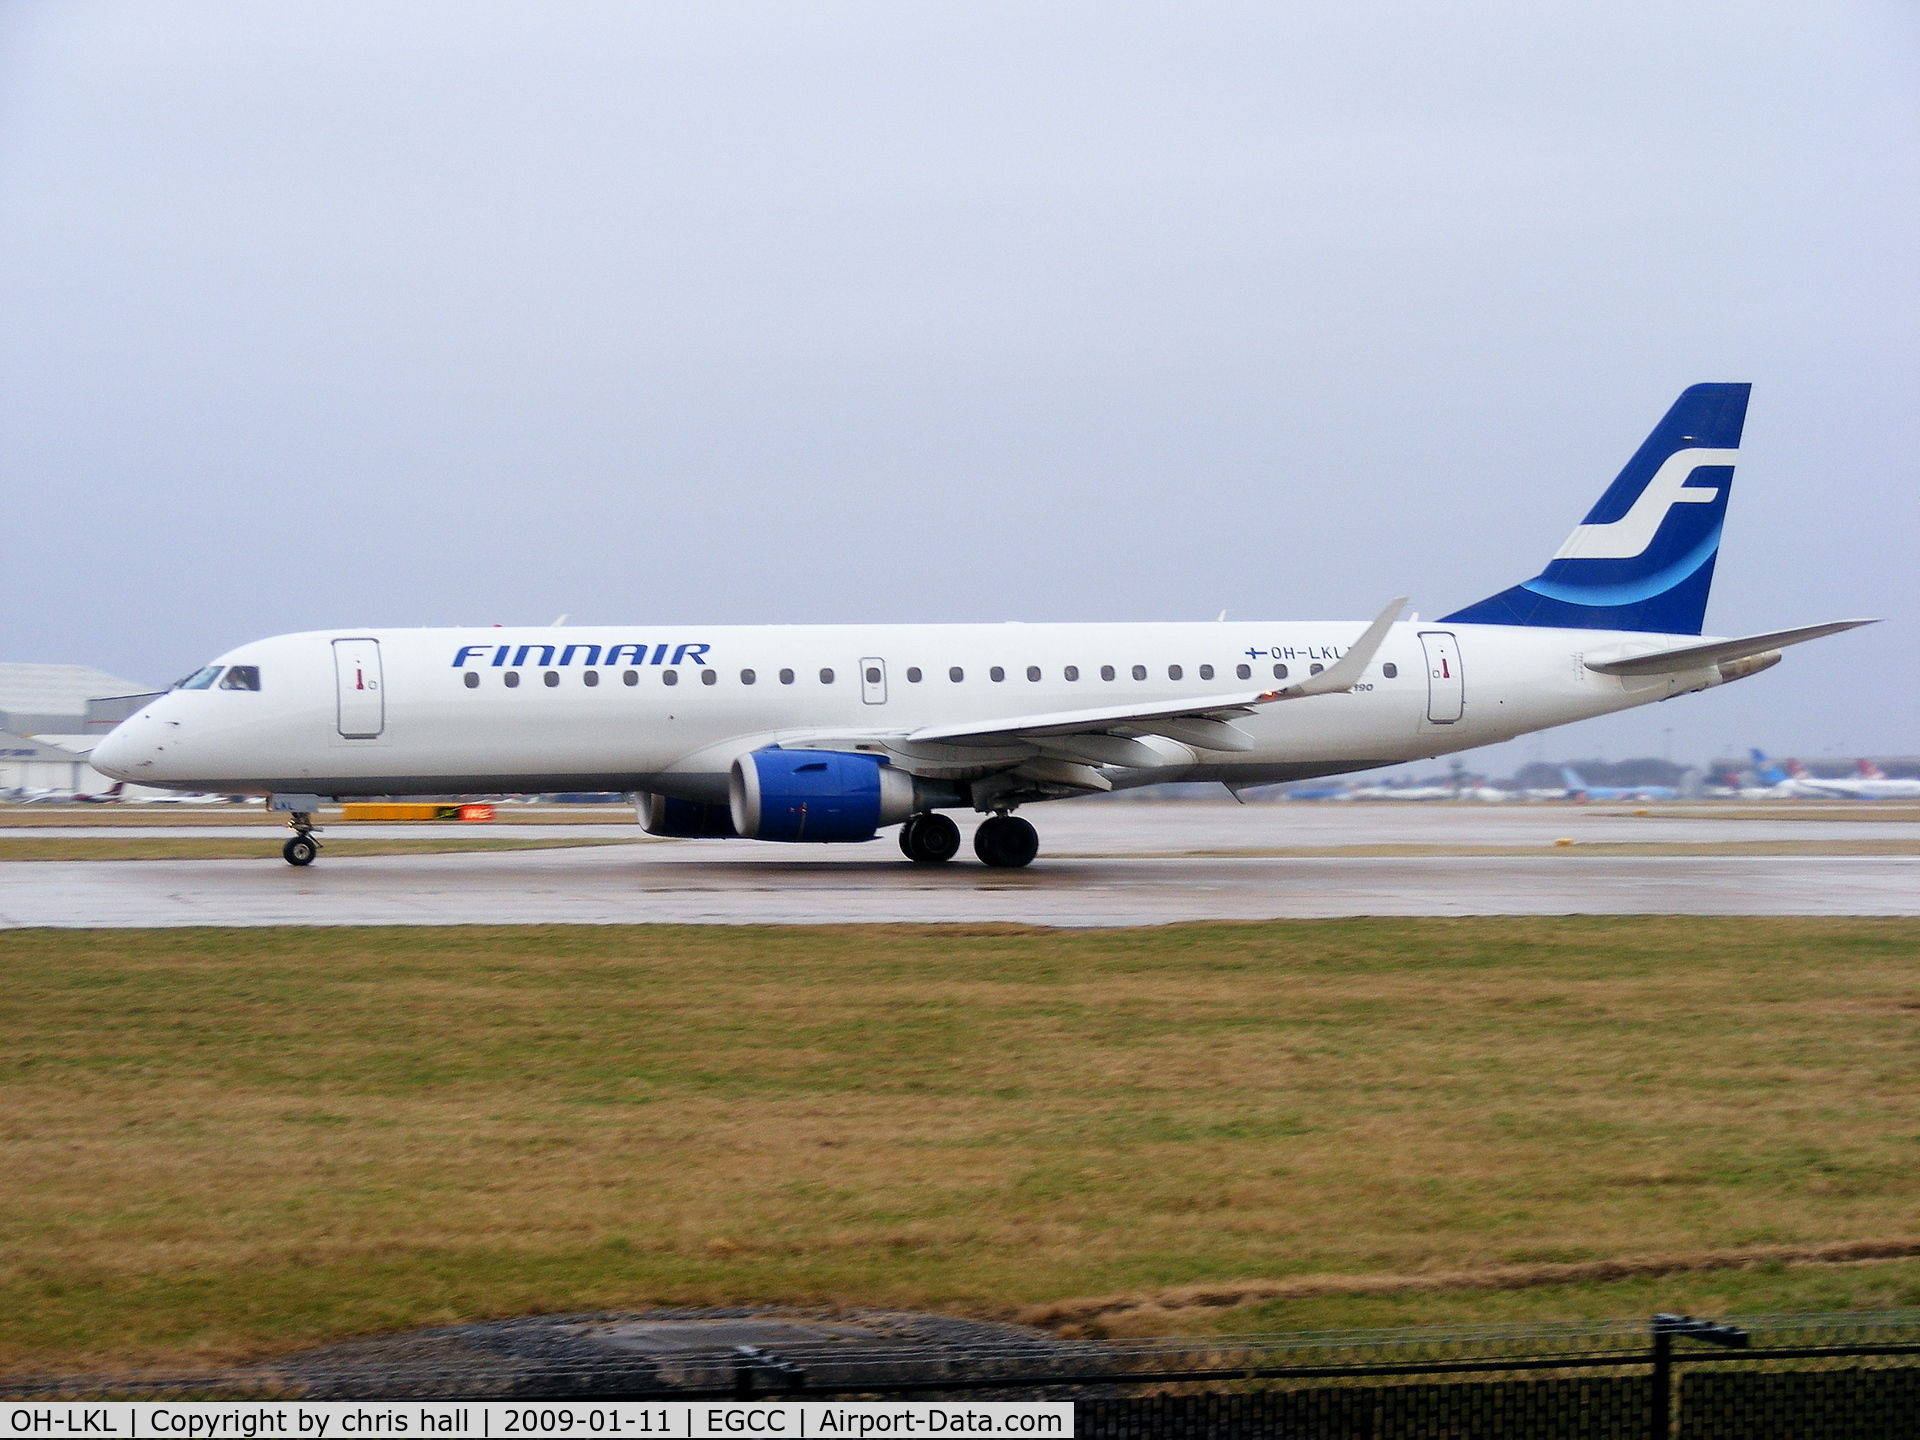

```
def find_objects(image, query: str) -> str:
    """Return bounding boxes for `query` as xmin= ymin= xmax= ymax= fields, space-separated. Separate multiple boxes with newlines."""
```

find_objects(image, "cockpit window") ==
xmin=219 ymin=666 xmax=261 ymax=691
xmin=177 ymin=666 xmax=223 ymax=690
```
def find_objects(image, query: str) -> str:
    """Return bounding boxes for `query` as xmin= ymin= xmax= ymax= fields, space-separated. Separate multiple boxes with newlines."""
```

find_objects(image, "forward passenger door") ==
xmin=333 ymin=638 xmax=385 ymax=738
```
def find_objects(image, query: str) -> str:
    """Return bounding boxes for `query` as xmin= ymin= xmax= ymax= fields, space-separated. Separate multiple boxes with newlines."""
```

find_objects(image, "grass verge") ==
xmin=1 ymin=918 xmax=1915 ymax=1369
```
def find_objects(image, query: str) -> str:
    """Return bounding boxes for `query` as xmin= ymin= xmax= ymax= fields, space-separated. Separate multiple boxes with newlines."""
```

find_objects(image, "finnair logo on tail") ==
xmin=1553 ymin=448 xmax=1737 ymax=561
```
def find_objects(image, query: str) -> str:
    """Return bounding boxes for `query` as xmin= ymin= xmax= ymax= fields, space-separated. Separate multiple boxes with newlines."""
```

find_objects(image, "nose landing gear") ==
xmin=899 ymin=812 xmax=963 ymax=864
xmin=973 ymin=813 xmax=1038 ymax=869
xmin=282 ymin=812 xmax=321 ymax=866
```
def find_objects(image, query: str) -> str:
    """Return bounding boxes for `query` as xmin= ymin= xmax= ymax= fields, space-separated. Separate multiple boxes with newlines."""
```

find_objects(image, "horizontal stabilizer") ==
xmin=1584 ymin=619 xmax=1879 ymax=677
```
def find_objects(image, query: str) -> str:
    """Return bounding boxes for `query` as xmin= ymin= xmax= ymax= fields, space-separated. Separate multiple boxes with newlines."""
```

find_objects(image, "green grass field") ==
xmin=2 ymin=918 xmax=1916 ymax=1371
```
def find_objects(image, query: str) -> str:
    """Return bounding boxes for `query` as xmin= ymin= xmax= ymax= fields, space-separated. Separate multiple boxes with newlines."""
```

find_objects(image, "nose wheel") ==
xmin=899 ymin=812 xmax=962 ymax=864
xmin=973 ymin=814 xmax=1038 ymax=868
xmin=282 ymin=811 xmax=322 ymax=866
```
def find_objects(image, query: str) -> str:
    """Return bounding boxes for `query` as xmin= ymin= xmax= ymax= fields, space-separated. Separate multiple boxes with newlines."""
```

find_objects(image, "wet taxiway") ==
xmin=4 ymin=802 xmax=1915 ymax=927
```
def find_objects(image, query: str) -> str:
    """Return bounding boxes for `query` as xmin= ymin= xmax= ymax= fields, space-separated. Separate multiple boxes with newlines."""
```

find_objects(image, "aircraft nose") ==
xmin=91 ymin=706 xmax=173 ymax=780
xmin=90 ymin=726 xmax=141 ymax=780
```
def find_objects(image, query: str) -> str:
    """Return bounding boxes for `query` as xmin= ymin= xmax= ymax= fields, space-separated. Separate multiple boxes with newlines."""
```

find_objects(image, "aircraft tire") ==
xmin=283 ymin=836 xmax=318 ymax=867
xmin=900 ymin=812 xmax=962 ymax=865
xmin=973 ymin=814 xmax=1038 ymax=869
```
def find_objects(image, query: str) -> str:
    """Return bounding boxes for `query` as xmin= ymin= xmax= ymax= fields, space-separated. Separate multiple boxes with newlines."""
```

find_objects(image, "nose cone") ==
xmin=90 ymin=724 xmax=143 ymax=780
xmin=92 ymin=702 xmax=177 ymax=781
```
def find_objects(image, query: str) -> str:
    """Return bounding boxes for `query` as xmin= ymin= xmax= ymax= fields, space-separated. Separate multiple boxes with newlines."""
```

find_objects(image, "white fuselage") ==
xmin=92 ymin=619 xmax=1730 ymax=805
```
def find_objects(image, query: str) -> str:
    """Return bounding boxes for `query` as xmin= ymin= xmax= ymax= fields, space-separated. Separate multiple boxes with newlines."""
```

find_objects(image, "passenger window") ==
xmin=780 ymin=669 xmax=795 ymax=684
xmin=741 ymin=669 xmax=757 ymax=685
xmin=702 ymin=669 xmax=717 ymax=685
xmin=505 ymin=671 xmax=521 ymax=688
xmin=463 ymin=672 xmax=480 ymax=689
xmin=1131 ymin=664 xmax=1147 ymax=681
xmin=865 ymin=666 xmax=882 ymax=684
xmin=1382 ymin=662 xmax=1398 ymax=679
xmin=583 ymin=670 xmax=599 ymax=687
xmin=1064 ymin=665 xmax=1079 ymax=681
xmin=1168 ymin=664 xmax=1183 ymax=681
xmin=1236 ymin=664 xmax=1251 ymax=680
xmin=907 ymin=667 xmax=922 ymax=683
xmin=1198 ymin=664 xmax=1213 ymax=680
xmin=663 ymin=670 xmax=679 ymax=686
xmin=1101 ymin=665 xmax=1115 ymax=681
xmin=623 ymin=670 xmax=638 ymax=686
xmin=819 ymin=668 xmax=834 ymax=684
xmin=219 ymin=666 xmax=261 ymax=691
xmin=990 ymin=666 xmax=1005 ymax=682
xmin=949 ymin=666 xmax=964 ymax=682
xmin=178 ymin=666 xmax=222 ymax=690
xmin=1026 ymin=666 xmax=1041 ymax=682
xmin=543 ymin=670 xmax=560 ymax=687
xmin=1310 ymin=663 xmax=1324 ymax=676
xmin=1273 ymin=663 xmax=1288 ymax=680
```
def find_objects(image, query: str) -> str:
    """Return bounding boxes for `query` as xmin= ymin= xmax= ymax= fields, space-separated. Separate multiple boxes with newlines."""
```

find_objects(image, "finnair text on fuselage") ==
xmin=452 ymin=643 xmax=713 ymax=668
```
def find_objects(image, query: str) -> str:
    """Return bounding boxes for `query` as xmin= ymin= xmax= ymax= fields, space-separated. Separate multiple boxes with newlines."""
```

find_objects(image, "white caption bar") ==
xmin=2 ymin=1403 xmax=1073 ymax=1439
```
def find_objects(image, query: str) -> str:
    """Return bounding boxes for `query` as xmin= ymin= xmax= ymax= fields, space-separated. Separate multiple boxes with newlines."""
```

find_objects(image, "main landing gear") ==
xmin=972 ymin=813 xmax=1038 ymax=869
xmin=282 ymin=812 xmax=321 ymax=867
xmin=899 ymin=812 xmax=962 ymax=865
xmin=899 ymin=811 xmax=1038 ymax=867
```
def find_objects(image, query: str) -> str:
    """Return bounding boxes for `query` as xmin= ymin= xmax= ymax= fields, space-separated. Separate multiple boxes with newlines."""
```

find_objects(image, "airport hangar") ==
xmin=0 ymin=662 xmax=156 ymax=795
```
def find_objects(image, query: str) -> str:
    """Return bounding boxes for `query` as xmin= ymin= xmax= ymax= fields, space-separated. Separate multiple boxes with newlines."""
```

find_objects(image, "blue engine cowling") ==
xmin=729 ymin=748 xmax=917 ymax=842
xmin=636 ymin=792 xmax=738 ymax=838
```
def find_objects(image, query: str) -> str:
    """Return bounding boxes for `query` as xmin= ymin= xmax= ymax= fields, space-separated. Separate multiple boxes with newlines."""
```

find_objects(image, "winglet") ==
xmin=1272 ymin=597 xmax=1409 ymax=700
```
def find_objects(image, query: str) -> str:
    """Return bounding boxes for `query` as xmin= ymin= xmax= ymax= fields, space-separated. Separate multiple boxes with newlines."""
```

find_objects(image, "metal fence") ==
xmin=6 ymin=1309 xmax=1918 ymax=1437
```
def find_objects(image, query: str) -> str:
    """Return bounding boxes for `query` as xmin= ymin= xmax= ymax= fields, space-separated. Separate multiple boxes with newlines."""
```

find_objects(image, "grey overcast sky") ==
xmin=2 ymin=1 xmax=1915 ymax=768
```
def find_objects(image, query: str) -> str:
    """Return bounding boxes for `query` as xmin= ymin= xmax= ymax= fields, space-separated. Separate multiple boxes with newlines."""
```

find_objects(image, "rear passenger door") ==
xmin=1418 ymin=632 xmax=1463 ymax=723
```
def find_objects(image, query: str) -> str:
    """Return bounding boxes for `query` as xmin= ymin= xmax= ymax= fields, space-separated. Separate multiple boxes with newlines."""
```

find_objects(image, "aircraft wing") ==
xmin=778 ymin=598 xmax=1409 ymax=790
xmin=905 ymin=596 xmax=1408 ymax=750
xmin=1583 ymin=618 xmax=1879 ymax=678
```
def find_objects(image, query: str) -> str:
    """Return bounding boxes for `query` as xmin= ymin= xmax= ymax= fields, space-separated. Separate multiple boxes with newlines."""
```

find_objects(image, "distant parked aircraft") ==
xmin=1760 ymin=751 xmax=1920 ymax=800
xmin=1558 ymin=767 xmax=1679 ymax=803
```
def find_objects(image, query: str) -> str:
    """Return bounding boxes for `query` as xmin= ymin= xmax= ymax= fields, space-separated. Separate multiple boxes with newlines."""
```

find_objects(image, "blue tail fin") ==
xmin=1749 ymin=749 xmax=1788 ymax=786
xmin=1442 ymin=383 xmax=1750 ymax=634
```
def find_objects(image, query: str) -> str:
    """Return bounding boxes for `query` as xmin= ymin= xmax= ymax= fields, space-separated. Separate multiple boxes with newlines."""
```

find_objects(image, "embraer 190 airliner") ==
xmin=93 ymin=384 xmax=1873 ymax=868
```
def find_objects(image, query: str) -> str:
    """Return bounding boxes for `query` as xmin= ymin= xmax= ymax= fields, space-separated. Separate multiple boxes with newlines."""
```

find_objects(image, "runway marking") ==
xmin=1058 ymin=840 xmax=1920 ymax=859
xmin=0 ymin=836 xmax=647 ymax=861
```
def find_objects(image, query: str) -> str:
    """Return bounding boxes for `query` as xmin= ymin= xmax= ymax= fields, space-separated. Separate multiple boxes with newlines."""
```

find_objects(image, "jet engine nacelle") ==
xmin=729 ymin=749 xmax=918 ymax=842
xmin=636 ymin=791 xmax=737 ymax=838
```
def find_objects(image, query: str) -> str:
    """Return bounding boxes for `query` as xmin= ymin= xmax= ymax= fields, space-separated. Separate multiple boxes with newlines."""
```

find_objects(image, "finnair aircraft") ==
xmin=93 ymin=384 xmax=1874 ymax=868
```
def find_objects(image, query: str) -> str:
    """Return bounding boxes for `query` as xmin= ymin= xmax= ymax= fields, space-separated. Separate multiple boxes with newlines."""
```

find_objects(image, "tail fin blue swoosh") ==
xmin=1442 ymin=383 xmax=1751 ymax=634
